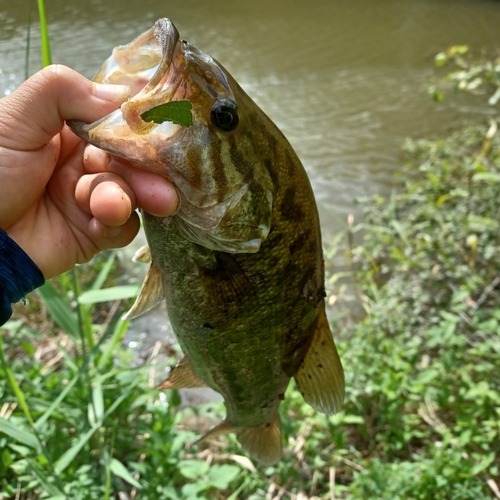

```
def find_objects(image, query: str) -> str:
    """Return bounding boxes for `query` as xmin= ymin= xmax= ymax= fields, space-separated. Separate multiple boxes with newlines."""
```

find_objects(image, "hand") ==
xmin=0 ymin=65 xmax=178 ymax=279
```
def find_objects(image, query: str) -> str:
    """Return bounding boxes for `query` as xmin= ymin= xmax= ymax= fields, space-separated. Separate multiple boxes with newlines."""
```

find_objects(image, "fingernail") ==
xmin=118 ymin=187 xmax=133 ymax=219
xmin=101 ymin=223 xmax=122 ymax=238
xmin=93 ymin=83 xmax=130 ymax=102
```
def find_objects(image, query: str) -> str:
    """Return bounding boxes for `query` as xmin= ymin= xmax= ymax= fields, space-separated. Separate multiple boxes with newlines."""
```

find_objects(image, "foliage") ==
xmin=342 ymin=123 xmax=500 ymax=498
xmin=429 ymin=45 xmax=500 ymax=106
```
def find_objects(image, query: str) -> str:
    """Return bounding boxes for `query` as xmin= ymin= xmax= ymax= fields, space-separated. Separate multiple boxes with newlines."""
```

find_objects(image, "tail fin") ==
xmin=196 ymin=414 xmax=282 ymax=466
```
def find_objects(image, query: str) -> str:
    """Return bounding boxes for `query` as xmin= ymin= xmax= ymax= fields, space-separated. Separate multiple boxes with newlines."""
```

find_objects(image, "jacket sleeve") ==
xmin=0 ymin=229 xmax=45 ymax=326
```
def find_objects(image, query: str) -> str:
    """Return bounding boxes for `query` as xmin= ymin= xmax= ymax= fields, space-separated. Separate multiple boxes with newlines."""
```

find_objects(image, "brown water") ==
xmin=2 ymin=0 xmax=499 ymax=388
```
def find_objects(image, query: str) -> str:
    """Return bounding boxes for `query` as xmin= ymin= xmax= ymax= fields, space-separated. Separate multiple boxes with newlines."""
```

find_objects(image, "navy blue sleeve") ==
xmin=0 ymin=229 xmax=45 ymax=326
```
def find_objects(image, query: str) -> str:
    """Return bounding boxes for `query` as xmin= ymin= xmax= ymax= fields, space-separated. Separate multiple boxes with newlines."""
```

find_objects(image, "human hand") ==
xmin=0 ymin=65 xmax=178 ymax=279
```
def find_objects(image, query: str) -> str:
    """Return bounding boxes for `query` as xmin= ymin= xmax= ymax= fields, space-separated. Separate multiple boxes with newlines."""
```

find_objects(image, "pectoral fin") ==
xmin=199 ymin=253 xmax=255 ymax=304
xmin=122 ymin=262 xmax=165 ymax=320
xmin=157 ymin=356 xmax=207 ymax=389
xmin=294 ymin=308 xmax=344 ymax=415
xmin=132 ymin=245 xmax=152 ymax=263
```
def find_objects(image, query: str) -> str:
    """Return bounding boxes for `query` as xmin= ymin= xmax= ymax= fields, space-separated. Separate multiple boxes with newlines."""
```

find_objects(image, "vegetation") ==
xmin=1 ymin=27 xmax=500 ymax=499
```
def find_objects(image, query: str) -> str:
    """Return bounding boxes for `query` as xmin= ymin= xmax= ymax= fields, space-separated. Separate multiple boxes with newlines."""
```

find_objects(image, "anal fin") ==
xmin=122 ymin=262 xmax=165 ymax=320
xmin=157 ymin=355 xmax=207 ymax=389
xmin=195 ymin=414 xmax=282 ymax=466
xmin=294 ymin=308 xmax=344 ymax=415
xmin=237 ymin=414 xmax=282 ymax=466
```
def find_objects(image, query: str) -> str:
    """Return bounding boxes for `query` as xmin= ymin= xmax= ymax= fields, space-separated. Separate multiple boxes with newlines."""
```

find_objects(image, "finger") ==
xmin=83 ymin=145 xmax=179 ymax=217
xmin=0 ymin=65 xmax=130 ymax=150
xmin=75 ymin=173 xmax=136 ymax=226
xmin=87 ymin=212 xmax=141 ymax=251
xmin=109 ymin=157 xmax=179 ymax=217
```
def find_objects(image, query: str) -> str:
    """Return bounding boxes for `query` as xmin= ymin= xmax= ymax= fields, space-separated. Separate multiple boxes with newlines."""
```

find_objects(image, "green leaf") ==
xmin=0 ymin=417 xmax=39 ymax=449
xmin=109 ymin=458 xmax=143 ymax=489
xmin=91 ymin=251 xmax=117 ymax=291
xmin=468 ymin=215 xmax=499 ymax=229
xmin=54 ymin=382 xmax=136 ymax=473
xmin=77 ymin=285 xmax=140 ymax=305
xmin=35 ymin=375 xmax=79 ymax=431
xmin=0 ymin=335 xmax=35 ymax=428
xmin=207 ymin=464 xmax=240 ymax=489
xmin=92 ymin=381 xmax=104 ymax=422
xmin=472 ymin=172 xmax=500 ymax=182
xmin=54 ymin=424 xmax=100 ymax=474
xmin=141 ymin=100 xmax=193 ymax=126
xmin=178 ymin=459 xmax=209 ymax=479
xmin=38 ymin=281 xmax=80 ymax=338
xmin=28 ymin=460 xmax=64 ymax=497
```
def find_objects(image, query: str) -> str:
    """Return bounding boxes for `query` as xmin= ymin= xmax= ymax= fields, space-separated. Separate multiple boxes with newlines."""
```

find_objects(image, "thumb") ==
xmin=0 ymin=65 xmax=130 ymax=150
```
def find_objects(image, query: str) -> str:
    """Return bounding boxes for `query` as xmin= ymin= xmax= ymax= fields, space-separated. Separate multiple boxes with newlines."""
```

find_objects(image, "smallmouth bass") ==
xmin=69 ymin=18 xmax=344 ymax=465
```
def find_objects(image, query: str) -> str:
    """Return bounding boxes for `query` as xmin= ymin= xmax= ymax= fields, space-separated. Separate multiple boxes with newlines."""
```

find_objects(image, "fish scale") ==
xmin=69 ymin=17 xmax=344 ymax=465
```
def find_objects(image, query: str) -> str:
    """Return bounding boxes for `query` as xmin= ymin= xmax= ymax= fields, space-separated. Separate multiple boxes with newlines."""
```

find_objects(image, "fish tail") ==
xmin=195 ymin=415 xmax=282 ymax=465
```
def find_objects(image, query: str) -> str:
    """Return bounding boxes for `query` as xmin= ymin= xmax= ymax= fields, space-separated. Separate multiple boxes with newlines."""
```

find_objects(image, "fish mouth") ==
xmin=68 ymin=18 xmax=183 ymax=171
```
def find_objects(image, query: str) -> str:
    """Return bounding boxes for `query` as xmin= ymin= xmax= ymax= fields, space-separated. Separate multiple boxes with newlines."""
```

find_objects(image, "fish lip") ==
xmin=68 ymin=18 xmax=181 ymax=151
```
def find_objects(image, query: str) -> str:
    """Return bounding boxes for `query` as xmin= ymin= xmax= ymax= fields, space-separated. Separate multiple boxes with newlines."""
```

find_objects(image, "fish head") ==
xmin=69 ymin=18 xmax=274 ymax=253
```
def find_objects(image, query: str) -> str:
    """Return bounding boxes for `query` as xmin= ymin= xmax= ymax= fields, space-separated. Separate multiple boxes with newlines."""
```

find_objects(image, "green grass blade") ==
xmin=38 ymin=281 xmax=80 ymax=338
xmin=0 ymin=335 xmax=35 ymax=427
xmin=0 ymin=416 xmax=39 ymax=449
xmin=54 ymin=381 xmax=137 ymax=474
xmin=78 ymin=285 xmax=140 ymax=305
xmin=28 ymin=460 xmax=65 ymax=497
xmin=109 ymin=458 xmax=143 ymax=489
xmin=54 ymin=423 xmax=100 ymax=474
xmin=91 ymin=251 xmax=116 ymax=291
xmin=98 ymin=319 xmax=129 ymax=370
xmin=35 ymin=318 xmax=119 ymax=432
xmin=91 ymin=381 xmax=104 ymax=422
xmin=34 ymin=375 xmax=79 ymax=431
xmin=37 ymin=0 xmax=51 ymax=67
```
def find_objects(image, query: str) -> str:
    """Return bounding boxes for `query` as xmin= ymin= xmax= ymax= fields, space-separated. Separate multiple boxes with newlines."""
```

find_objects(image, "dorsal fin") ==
xmin=157 ymin=355 xmax=207 ymax=389
xmin=294 ymin=308 xmax=344 ymax=415
xmin=122 ymin=262 xmax=165 ymax=320
xmin=132 ymin=245 xmax=151 ymax=263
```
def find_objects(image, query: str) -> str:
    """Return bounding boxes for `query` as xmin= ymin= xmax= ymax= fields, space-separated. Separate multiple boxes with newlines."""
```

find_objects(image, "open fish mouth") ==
xmin=68 ymin=18 xmax=183 ymax=167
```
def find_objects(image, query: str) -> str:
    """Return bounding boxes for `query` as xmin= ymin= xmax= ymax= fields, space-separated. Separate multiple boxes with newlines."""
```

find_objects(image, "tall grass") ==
xmin=37 ymin=0 xmax=52 ymax=67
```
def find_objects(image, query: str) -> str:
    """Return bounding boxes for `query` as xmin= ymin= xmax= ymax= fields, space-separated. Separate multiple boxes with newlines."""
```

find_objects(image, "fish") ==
xmin=69 ymin=18 xmax=344 ymax=465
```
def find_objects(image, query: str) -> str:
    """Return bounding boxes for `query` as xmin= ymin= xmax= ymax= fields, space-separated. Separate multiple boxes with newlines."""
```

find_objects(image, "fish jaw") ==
xmin=68 ymin=18 xmax=184 ymax=175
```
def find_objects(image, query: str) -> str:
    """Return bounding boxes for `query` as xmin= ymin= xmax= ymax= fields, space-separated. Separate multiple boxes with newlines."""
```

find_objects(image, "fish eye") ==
xmin=210 ymin=99 xmax=239 ymax=132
